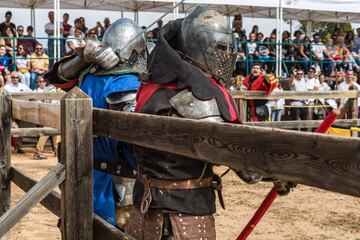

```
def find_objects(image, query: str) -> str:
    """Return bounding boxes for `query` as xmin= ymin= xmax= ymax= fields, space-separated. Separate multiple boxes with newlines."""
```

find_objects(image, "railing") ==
xmin=2 ymin=36 xmax=359 ymax=77
xmin=232 ymin=89 xmax=359 ymax=132
xmin=1 ymin=87 xmax=360 ymax=239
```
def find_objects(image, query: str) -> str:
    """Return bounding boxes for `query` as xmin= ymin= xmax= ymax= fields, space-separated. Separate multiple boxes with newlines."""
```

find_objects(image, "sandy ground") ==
xmin=6 ymin=147 xmax=360 ymax=240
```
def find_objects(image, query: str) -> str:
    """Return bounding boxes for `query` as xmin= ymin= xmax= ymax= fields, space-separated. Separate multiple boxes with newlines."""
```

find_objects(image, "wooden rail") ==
xmin=11 ymin=127 xmax=60 ymax=137
xmin=93 ymin=108 xmax=360 ymax=198
xmin=0 ymin=164 xmax=65 ymax=238
xmin=1 ymin=88 xmax=360 ymax=239
xmin=10 ymin=167 xmax=136 ymax=240
xmin=12 ymin=99 xmax=61 ymax=129
xmin=231 ymin=90 xmax=359 ymax=100
xmin=9 ymin=92 xmax=65 ymax=101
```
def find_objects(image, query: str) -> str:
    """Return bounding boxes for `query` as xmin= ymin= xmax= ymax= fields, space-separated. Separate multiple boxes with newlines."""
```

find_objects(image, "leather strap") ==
xmin=138 ymin=173 xmax=226 ymax=211
xmin=145 ymin=176 xmax=214 ymax=190
xmin=93 ymin=158 xmax=137 ymax=179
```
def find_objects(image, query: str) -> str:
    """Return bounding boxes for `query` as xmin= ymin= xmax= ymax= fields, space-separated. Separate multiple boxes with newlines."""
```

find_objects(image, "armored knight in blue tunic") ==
xmin=45 ymin=18 xmax=147 ymax=228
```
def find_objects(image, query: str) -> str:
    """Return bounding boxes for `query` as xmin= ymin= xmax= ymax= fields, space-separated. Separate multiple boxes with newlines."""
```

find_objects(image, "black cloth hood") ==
xmin=147 ymin=19 xmax=239 ymax=122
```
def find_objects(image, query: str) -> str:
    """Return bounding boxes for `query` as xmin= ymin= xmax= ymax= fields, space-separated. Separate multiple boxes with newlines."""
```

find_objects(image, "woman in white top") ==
xmin=15 ymin=44 xmax=31 ymax=87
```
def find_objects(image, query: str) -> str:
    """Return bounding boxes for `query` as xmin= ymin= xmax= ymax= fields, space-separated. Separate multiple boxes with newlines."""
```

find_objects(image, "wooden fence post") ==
xmin=351 ymin=97 xmax=358 ymax=137
xmin=238 ymin=94 xmax=247 ymax=122
xmin=60 ymin=87 xmax=93 ymax=240
xmin=0 ymin=88 xmax=11 ymax=239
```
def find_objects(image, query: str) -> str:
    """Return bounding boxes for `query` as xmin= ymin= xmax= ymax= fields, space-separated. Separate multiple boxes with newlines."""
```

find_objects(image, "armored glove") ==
xmin=273 ymin=179 xmax=297 ymax=196
xmin=83 ymin=41 xmax=120 ymax=70
xmin=264 ymin=73 xmax=278 ymax=86
xmin=236 ymin=170 xmax=263 ymax=184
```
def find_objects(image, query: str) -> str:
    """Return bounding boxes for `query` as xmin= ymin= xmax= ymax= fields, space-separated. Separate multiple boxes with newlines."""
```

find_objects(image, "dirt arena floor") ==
xmin=7 ymin=147 xmax=360 ymax=240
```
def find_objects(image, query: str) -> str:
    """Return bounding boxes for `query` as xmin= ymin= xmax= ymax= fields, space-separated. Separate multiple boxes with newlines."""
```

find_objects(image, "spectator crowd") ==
xmin=0 ymin=10 xmax=359 ymax=156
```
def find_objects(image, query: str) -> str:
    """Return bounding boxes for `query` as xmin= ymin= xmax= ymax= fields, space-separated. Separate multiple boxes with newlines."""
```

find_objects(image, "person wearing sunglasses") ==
xmin=30 ymin=43 xmax=49 ymax=90
xmin=33 ymin=75 xmax=60 ymax=160
xmin=15 ymin=44 xmax=31 ymax=87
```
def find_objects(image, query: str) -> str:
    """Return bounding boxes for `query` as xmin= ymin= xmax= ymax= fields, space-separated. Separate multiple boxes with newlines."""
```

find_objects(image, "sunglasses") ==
xmin=36 ymin=48 xmax=43 ymax=50
xmin=37 ymin=81 xmax=45 ymax=83
xmin=296 ymin=73 xmax=304 ymax=75
xmin=89 ymin=32 xmax=96 ymax=34
xmin=18 ymin=29 xmax=24 ymax=32
xmin=11 ymin=76 xmax=19 ymax=79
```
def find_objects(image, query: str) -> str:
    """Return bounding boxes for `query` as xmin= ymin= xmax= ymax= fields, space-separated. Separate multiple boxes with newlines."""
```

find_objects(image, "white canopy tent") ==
xmin=2 ymin=0 xmax=360 ymax=76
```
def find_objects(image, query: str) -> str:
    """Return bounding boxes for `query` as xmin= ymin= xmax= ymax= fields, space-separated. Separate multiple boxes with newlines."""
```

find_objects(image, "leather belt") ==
xmin=138 ymin=173 xmax=225 ymax=214
xmin=93 ymin=158 xmax=137 ymax=179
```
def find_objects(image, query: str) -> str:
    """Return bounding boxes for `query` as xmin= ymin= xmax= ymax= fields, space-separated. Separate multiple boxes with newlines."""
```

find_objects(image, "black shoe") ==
xmin=16 ymin=149 xmax=25 ymax=154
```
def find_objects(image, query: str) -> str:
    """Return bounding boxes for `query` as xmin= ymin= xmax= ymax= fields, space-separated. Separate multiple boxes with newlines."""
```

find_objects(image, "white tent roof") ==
xmin=1 ymin=0 xmax=360 ymax=22
xmin=281 ymin=0 xmax=360 ymax=23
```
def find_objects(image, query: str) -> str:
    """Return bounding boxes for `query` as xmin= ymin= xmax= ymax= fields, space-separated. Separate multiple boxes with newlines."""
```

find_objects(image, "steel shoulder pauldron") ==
xmin=169 ymin=89 xmax=224 ymax=122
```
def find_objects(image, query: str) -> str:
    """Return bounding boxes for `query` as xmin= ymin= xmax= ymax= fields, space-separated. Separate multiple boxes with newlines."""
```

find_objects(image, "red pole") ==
xmin=237 ymin=109 xmax=340 ymax=240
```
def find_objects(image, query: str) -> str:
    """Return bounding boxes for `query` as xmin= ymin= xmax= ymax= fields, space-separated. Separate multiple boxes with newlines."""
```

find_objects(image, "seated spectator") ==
xmin=65 ymin=27 xmax=85 ymax=54
xmin=33 ymin=75 xmax=60 ymax=159
xmin=0 ymin=11 xmax=16 ymax=34
xmin=256 ymin=32 xmax=264 ymax=43
xmin=0 ymin=44 xmax=12 ymax=73
xmin=282 ymin=35 xmax=295 ymax=77
xmin=318 ymin=73 xmax=337 ymax=109
xmin=298 ymin=36 xmax=311 ymax=73
xmin=15 ymin=44 xmax=31 ymax=87
xmin=282 ymin=30 xmax=290 ymax=40
xmin=289 ymin=69 xmax=309 ymax=121
xmin=30 ymin=44 xmax=49 ymax=90
xmin=19 ymin=26 xmax=40 ymax=54
xmin=2 ymin=25 xmax=17 ymax=54
xmin=345 ymin=30 xmax=354 ymax=45
xmin=355 ymin=28 xmax=360 ymax=52
xmin=312 ymin=33 xmax=335 ymax=77
xmin=246 ymin=32 xmax=257 ymax=70
xmin=338 ymin=70 xmax=360 ymax=108
xmin=306 ymin=67 xmax=320 ymax=119
xmin=266 ymin=34 xmax=277 ymax=73
xmin=233 ymin=27 xmax=246 ymax=76
xmin=85 ymin=28 xmax=98 ymax=46
xmin=4 ymin=71 xmax=31 ymax=92
xmin=5 ymin=71 xmax=31 ymax=154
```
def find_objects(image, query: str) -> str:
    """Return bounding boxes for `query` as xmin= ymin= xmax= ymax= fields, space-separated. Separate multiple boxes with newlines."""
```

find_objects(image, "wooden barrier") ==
xmin=60 ymin=87 xmax=93 ymax=240
xmin=0 ymin=88 xmax=11 ymax=234
xmin=11 ymin=127 xmax=60 ymax=137
xmin=1 ymin=88 xmax=360 ymax=239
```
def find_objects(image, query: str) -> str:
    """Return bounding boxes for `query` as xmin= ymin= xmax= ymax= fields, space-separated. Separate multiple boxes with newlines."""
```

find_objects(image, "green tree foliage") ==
xmin=299 ymin=21 xmax=353 ymax=38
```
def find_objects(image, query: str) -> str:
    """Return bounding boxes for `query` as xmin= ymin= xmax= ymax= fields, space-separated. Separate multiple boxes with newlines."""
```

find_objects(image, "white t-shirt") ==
xmin=318 ymin=82 xmax=337 ymax=108
xmin=291 ymin=78 xmax=307 ymax=106
xmin=45 ymin=22 xmax=54 ymax=37
xmin=16 ymin=55 xmax=30 ymax=68
xmin=306 ymin=77 xmax=320 ymax=102
xmin=65 ymin=36 xmax=81 ymax=52
xmin=312 ymin=44 xmax=326 ymax=59
xmin=247 ymin=42 xmax=257 ymax=55
xmin=5 ymin=82 xmax=32 ymax=93
xmin=266 ymin=87 xmax=285 ymax=110
xmin=319 ymin=82 xmax=331 ymax=91
xmin=338 ymin=80 xmax=360 ymax=107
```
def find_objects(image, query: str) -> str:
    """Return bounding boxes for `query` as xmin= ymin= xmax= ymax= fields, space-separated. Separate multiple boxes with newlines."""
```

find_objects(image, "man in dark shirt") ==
xmin=0 ymin=11 xmax=16 ymax=34
xmin=18 ymin=26 xmax=39 ymax=54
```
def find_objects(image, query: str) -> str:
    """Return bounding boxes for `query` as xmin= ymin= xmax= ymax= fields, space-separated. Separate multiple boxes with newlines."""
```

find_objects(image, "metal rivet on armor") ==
xmin=179 ymin=213 xmax=182 ymax=217
xmin=156 ymin=226 xmax=158 ymax=230
xmin=116 ymin=170 xmax=121 ymax=175
xmin=204 ymin=230 xmax=206 ymax=233
xmin=189 ymin=102 xmax=194 ymax=107
xmin=182 ymin=226 xmax=186 ymax=230
xmin=100 ymin=162 xmax=107 ymax=170
xmin=157 ymin=218 xmax=160 ymax=222
xmin=183 ymin=232 xmax=186 ymax=235
xmin=198 ymin=224 xmax=201 ymax=227
xmin=117 ymin=165 xmax=122 ymax=170
xmin=158 ymin=214 xmax=160 ymax=217
xmin=195 ymin=216 xmax=198 ymax=219
xmin=201 ymin=216 xmax=204 ymax=219
xmin=203 ymin=224 xmax=206 ymax=227
xmin=199 ymin=230 xmax=202 ymax=233
xmin=180 ymin=218 xmax=183 ymax=222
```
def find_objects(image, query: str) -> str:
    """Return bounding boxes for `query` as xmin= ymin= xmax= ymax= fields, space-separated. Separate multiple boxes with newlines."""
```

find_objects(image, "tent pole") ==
xmin=275 ymin=7 xmax=280 ymax=77
xmin=56 ymin=0 xmax=62 ymax=60
xmin=121 ymin=11 xmax=124 ymax=18
xmin=279 ymin=0 xmax=283 ymax=77
xmin=53 ymin=0 xmax=57 ymax=63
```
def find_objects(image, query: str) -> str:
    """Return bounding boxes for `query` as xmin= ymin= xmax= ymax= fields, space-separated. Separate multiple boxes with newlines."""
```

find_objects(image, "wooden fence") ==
xmin=0 ymin=87 xmax=360 ymax=239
